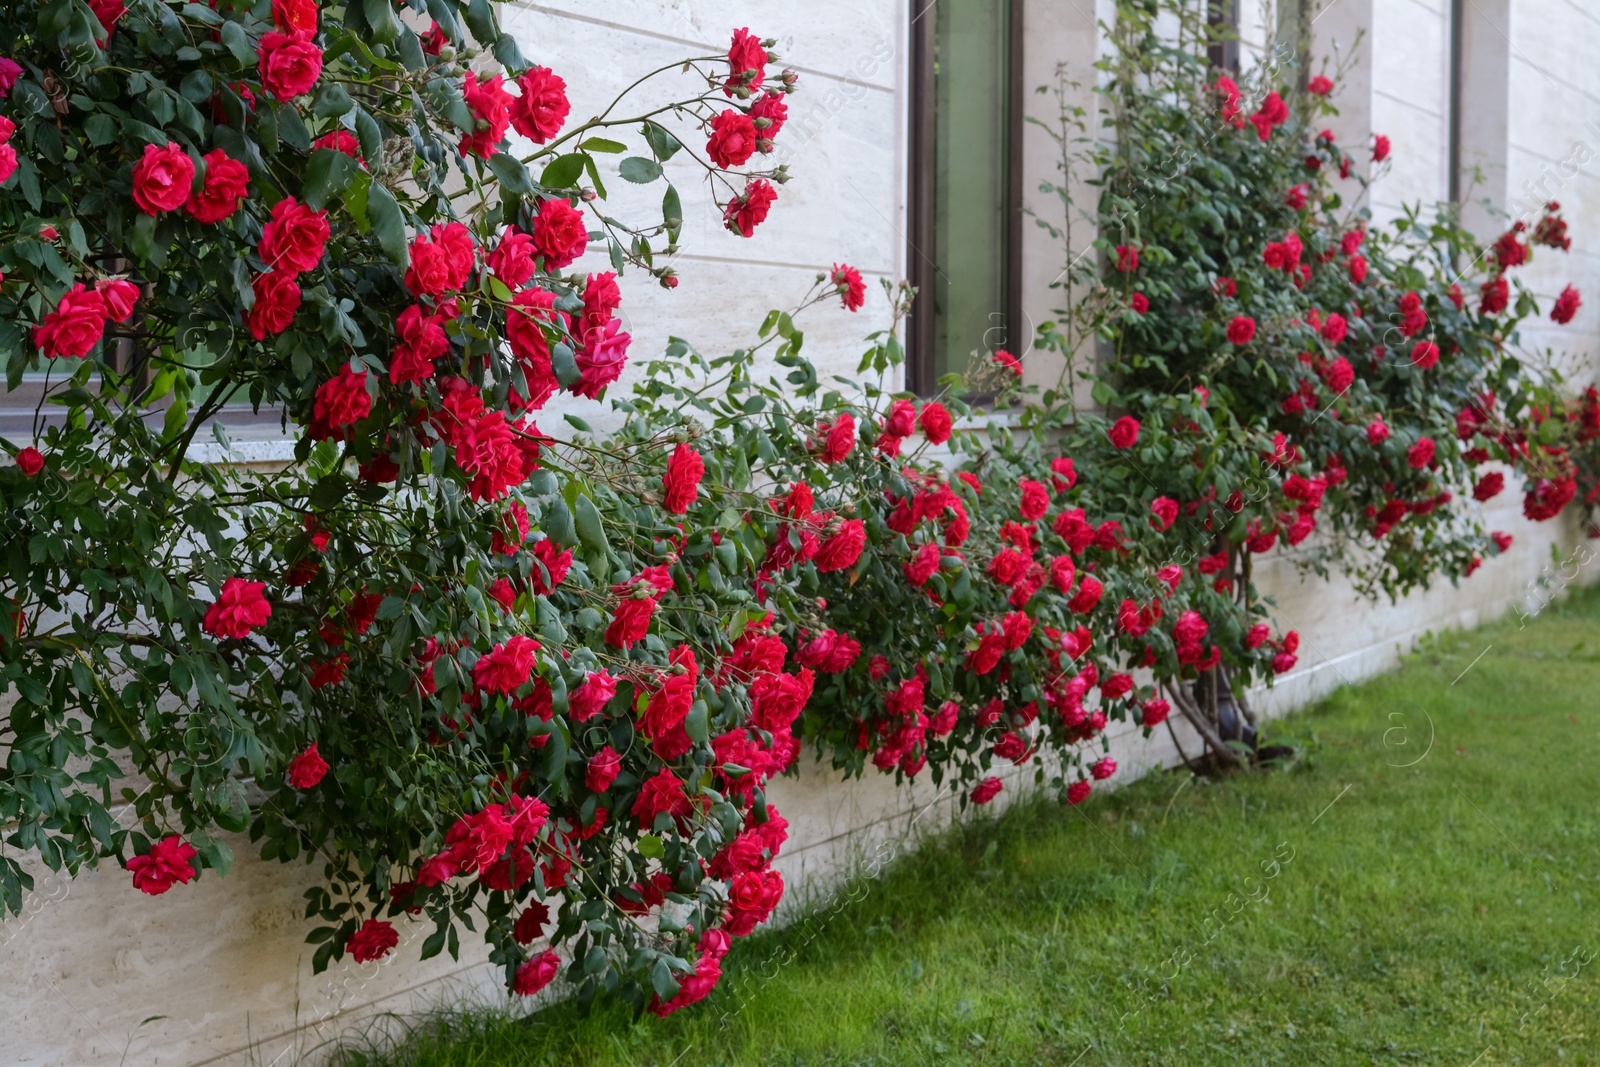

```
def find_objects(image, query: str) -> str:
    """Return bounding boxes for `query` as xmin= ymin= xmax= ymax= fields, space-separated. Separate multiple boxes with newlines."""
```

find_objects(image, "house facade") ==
xmin=5 ymin=1 xmax=1597 ymax=1063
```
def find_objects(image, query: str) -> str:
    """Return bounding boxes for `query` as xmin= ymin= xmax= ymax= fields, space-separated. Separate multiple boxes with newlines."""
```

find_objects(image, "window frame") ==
xmin=906 ymin=0 xmax=1025 ymax=396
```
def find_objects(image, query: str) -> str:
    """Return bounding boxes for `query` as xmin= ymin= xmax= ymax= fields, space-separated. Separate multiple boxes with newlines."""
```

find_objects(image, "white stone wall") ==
xmin=5 ymin=3 xmax=1599 ymax=1065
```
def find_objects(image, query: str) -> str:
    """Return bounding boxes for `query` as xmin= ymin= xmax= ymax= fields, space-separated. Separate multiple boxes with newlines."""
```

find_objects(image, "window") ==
xmin=907 ymin=0 xmax=1022 ymax=393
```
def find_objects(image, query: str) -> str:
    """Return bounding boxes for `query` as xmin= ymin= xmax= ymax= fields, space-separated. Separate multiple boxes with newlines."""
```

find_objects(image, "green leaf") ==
xmin=551 ymin=343 xmax=581 ymax=388
xmin=129 ymin=212 xmax=157 ymax=262
xmin=219 ymin=20 xmax=256 ymax=64
xmin=641 ymin=121 xmax=683 ymax=162
xmin=353 ymin=108 xmax=385 ymax=171
xmin=84 ymin=113 xmax=118 ymax=147
xmin=540 ymin=154 xmax=587 ymax=190
xmin=619 ymin=156 xmax=663 ymax=184
xmin=486 ymin=152 xmax=534 ymax=194
xmin=366 ymin=183 xmax=409 ymax=266
xmin=684 ymin=701 xmax=709 ymax=745
xmin=636 ymin=834 xmax=664 ymax=859
xmin=544 ymin=498 xmax=576 ymax=547
xmin=661 ymin=184 xmax=683 ymax=241
xmin=573 ymin=494 xmax=609 ymax=557
xmin=312 ymin=84 xmax=355 ymax=119
xmin=364 ymin=0 xmax=402 ymax=44
xmin=463 ymin=0 xmax=497 ymax=45
xmin=301 ymin=149 xmax=357 ymax=211
xmin=580 ymin=137 xmax=627 ymax=154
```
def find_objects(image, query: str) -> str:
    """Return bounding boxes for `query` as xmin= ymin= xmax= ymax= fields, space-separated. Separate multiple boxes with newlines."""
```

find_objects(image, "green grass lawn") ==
xmin=342 ymin=586 xmax=1600 ymax=1066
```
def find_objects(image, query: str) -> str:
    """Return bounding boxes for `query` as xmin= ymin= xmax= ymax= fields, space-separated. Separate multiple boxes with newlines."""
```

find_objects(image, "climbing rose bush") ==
xmin=0 ymin=0 xmax=828 ymax=1013
xmin=1 ymin=0 xmax=1591 ymax=1021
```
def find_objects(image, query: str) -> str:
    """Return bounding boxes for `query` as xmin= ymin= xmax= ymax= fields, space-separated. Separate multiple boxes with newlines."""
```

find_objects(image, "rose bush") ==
xmin=1 ymin=0 xmax=1592 ymax=1023
xmin=1014 ymin=0 xmax=1595 ymax=753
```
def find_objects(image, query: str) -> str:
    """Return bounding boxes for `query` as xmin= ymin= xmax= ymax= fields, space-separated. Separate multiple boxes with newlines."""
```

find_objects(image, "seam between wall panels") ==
xmin=1371 ymin=88 xmax=1446 ymax=118
xmin=504 ymin=2 xmax=897 ymax=94
xmin=182 ymin=960 xmax=499 ymax=1067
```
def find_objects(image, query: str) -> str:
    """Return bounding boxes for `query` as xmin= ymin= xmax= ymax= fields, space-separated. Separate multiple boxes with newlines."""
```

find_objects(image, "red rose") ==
xmin=1249 ymin=90 xmax=1288 ymax=140
xmin=1552 ymin=284 xmax=1581 ymax=324
xmin=750 ymin=91 xmax=787 ymax=140
xmin=1307 ymin=75 xmax=1333 ymax=95
xmin=884 ymin=399 xmax=916 ymax=438
xmin=511 ymin=68 xmax=570 ymax=144
xmin=1092 ymin=757 xmax=1118 ymax=780
xmin=582 ymin=271 xmax=622 ymax=330
xmin=348 ymin=919 xmax=398 ymax=963
xmin=574 ymin=318 xmax=631 ymax=399
xmin=472 ymin=635 xmax=540 ymax=695
xmin=1480 ymin=276 xmax=1508 ymax=315
xmin=127 ymin=835 xmax=198 ymax=895
xmin=183 ymin=149 xmax=250 ymax=223
xmin=903 ymin=542 xmax=940 ymax=586
xmin=130 ymin=142 xmax=195 ymax=215
xmin=272 ymin=0 xmax=318 ymax=32
xmin=512 ymin=951 xmax=561 ymax=996
xmin=92 ymin=278 xmax=139 ymax=323
xmin=310 ymin=365 xmax=371 ymax=437
xmin=918 ymin=402 xmax=952 ymax=444
xmin=1141 ymin=699 xmax=1170 ymax=728
xmin=1372 ymin=133 xmax=1390 ymax=162
xmin=247 ymin=271 xmax=302 ymax=340
xmin=1321 ymin=312 xmax=1347 ymax=345
xmin=632 ymin=767 xmax=691 ymax=827
xmin=1114 ymin=244 xmax=1139 ymax=272
xmin=1018 ymin=479 xmax=1050 ymax=521
xmin=971 ymin=778 xmax=1003 ymax=805
xmin=459 ymin=71 xmax=513 ymax=158
xmin=15 ymin=447 xmax=44 ymax=476
xmin=1149 ymin=496 xmax=1178 ymax=530
xmin=1130 ymin=292 xmax=1149 ymax=314
xmin=259 ymin=197 xmax=329 ymax=274
xmin=662 ymin=443 xmax=704 ymax=514
xmin=820 ymin=413 xmax=855 ymax=462
xmin=1322 ymin=356 xmax=1354 ymax=393
xmin=1107 ymin=416 xmax=1140 ymax=449
xmin=405 ymin=240 xmax=451 ymax=297
xmin=488 ymin=230 xmax=536 ymax=290
xmin=531 ymin=196 xmax=589 ymax=269
xmin=725 ymin=28 xmax=768 ymax=95
xmin=723 ymin=178 xmax=777 ymax=236
xmin=203 ymin=576 xmax=272 ymax=638
xmin=287 ymin=743 xmax=329 ymax=788
xmin=1348 ymin=254 xmax=1367 ymax=283
xmin=606 ymin=594 xmax=656 ymax=648
xmin=1410 ymin=341 xmax=1440 ymax=368
xmin=513 ymin=903 xmax=550 ymax=945
xmin=529 ymin=538 xmax=572 ymax=594
xmin=586 ymin=745 xmax=623 ymax=792
xmin=505 ymin=287 xmax=564 ymax=392
xmin=1473 ymin=472 xmax=1504 ymax=501
xmin=707 ymin=109 xmax=759 ymax=169
xmin=1226 ymin=315 xmax=1256 ymax=344
xmin=0 ymin=143 xmax=16 ymax=185
xmin=388 ymin=303 xmax=449 ymax=384
xmin=1408 ymin=437 xmax=1436 ymax=469
xmin=816 ymin=519 xmax=866 ymax=573
xmin=308 ymin=654 xmax=348 ymax=688
xmin=1066 ymin=780 xmax=1092 ymax=805
xmin=258 ymin=30 xmax=323 ymax=100
xmin=89 ymin=0 xmax=125 ymax=39
xmin=1367 ymin=420 xmax=1390 ymax=445
xmin=1067 ymin=575 xmax=1102 ymax=614
xmin=831 ymin=263 xmax=866 ymax=311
